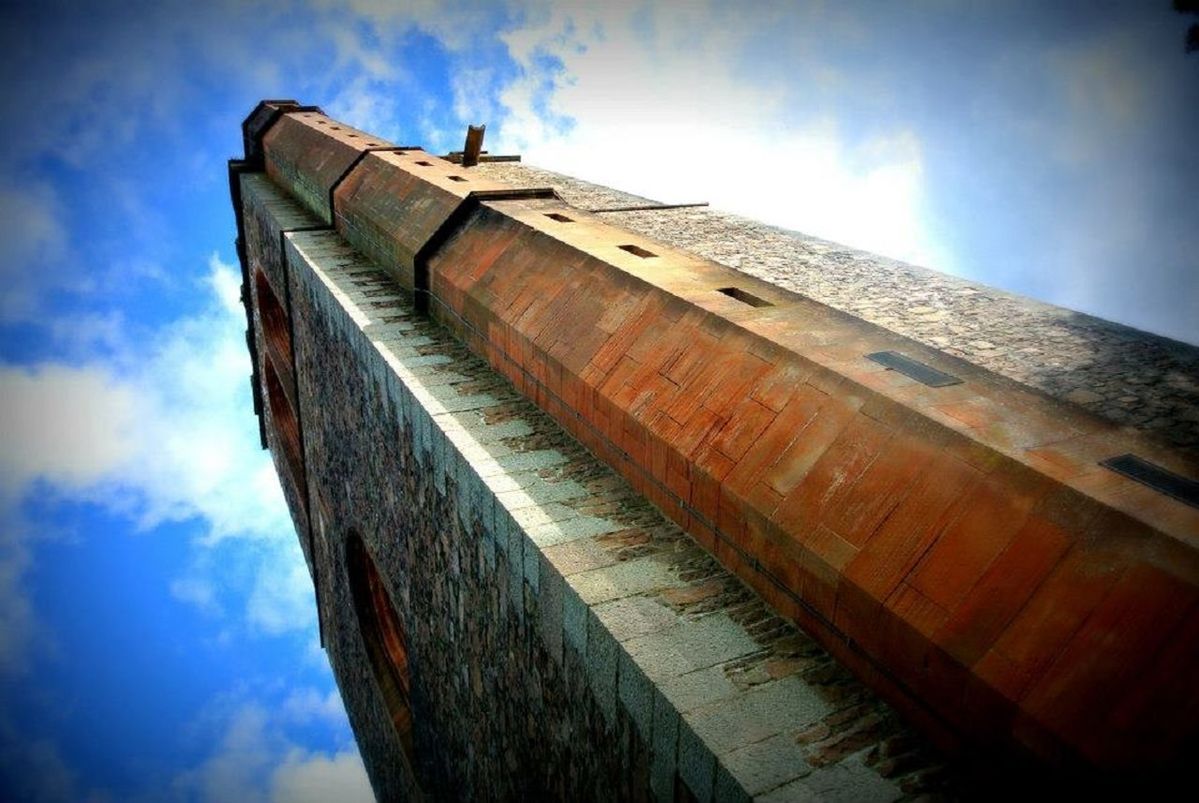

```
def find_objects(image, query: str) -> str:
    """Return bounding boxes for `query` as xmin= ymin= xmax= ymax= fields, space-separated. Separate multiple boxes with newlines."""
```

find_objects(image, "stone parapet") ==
xmin=263 ymin=109 xmax=396 ymax=224
xmin=478 ymin=163 xmax=1199 ymax=456
xmin=330 ymin=147 xmax=528 ymax=294
xmin=418 ymin=189 xmax=1198 ymax=772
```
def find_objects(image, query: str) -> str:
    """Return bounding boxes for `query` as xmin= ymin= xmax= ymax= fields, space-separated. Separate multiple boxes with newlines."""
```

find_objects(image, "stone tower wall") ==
xmin=230 ymin=101 xmax=1199 ymax=798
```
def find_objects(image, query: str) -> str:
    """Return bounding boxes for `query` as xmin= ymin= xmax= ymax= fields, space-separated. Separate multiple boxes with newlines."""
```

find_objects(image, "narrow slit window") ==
xmin=262 ymin=358 xmax=304 ymax=494
xmin=447 ymin=175 xmax=468 ymax=182
xmin=866 ymin=351 xmax=962 ymax=387
xmin=414 ymin=160 xmax=432 ymax=166
xmin=255 ymin=269 xmax=292 ymax=366
xmin=346 ymin=533 xmax=417 ymax=765
xmin=717 ymin=287 xmax=773 ymax=308
xmin=1101 ymin=454 xmax=1199 ymax=509
xmin=545 ymin=213 xmax=574 ymax=223
xmin=618 ymin=244 xmax=656 ymax=258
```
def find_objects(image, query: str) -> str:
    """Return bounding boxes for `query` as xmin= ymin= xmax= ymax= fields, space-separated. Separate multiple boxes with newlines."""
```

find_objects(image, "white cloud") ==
xmin=172 ymin=699 xmax=371 ymax=803
xmin=329 ymin=24 xmax=401 ymax=81
xmin=170 ymin=576 xmax=223 ymax=617
xmin=0 ymin=364 xmax=137 ymax=497
xmin=174 ymin=704 xmax=274 ymax=803
xmin=0 ymin=360 xmax=139 ymax=673
xmin=451 ymin=65 xmax=502 ymax=129
xmin=270 ymin=749 xmax=372 ymax=803
xmin=0 ymin=254 xmax=274 ymax=536
xmin=208 ymin=253 xmax=244 ymax=315
xmin=0 ymin=181 xmax=69 ymax=322
xmin=0 ymin=539 xmax=34 ymax=676
xmin=325 ymin=76 xmax=405 ymax=144
xmin=280 ymin=687 xmax=348 ymax=726
xmin=315 ymin=0 xmax=493 ymax=52
xmin=0 ymin=254 xmax=298 ymax=670
xmin=492 ymin=2 xmax=943 ymax=268
xmin=247 ymin=541 xmax=316 ymax=636
xmin=103 ymin=256 xmax=291 ymax=542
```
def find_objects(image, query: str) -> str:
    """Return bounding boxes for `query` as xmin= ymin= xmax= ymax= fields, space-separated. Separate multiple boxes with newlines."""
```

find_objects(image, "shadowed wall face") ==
xmin=271 ymin=217 xmax=662 ymax=801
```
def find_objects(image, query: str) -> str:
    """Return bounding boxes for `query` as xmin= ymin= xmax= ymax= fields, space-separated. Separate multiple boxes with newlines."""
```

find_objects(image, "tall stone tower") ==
xmin=230 ymin=100 xmax=1199 ymax=801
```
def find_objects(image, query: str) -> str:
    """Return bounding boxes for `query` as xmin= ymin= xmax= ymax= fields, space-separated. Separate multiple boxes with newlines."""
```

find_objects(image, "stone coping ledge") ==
xmin=477 ymin=162 xmax=1199 ymax=457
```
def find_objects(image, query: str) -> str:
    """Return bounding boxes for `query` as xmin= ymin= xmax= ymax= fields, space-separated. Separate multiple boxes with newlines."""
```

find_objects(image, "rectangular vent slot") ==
xmin=618 ymin=244 xmax=657 ymax=258
xmin=447 ymin=175 xmax=467 ymax=182
xmin=545 ymin=213 xmax=573 ymax=223
xmin=866 ymin=351 xmax=962 ymax=387
xmin=717 ymin=287 xmax=773 ymax=308
xmin=1101 ymin=453 xmax=1199 ymax=509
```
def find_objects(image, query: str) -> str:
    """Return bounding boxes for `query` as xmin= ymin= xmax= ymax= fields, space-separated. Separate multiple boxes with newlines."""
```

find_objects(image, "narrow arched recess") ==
xmin=345 ymin=532 xmax=415 ymax=765
xmin=262 ymin=357 xmax=304 ymax=498
xmin=254 ymin=268 xmax=292 ymax=368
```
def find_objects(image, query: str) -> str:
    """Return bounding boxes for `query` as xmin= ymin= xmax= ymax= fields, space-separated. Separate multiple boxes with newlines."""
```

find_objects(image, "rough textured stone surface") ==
xmin=241 ymin=181 xmax=984 ymax=800
xmin=238 ymin=106 xmax=1197 ymax=800
xmin=476 ymin=163 xmax=1199 ymax=456
xmin=241 ymin=174 xmax=323 ymax=565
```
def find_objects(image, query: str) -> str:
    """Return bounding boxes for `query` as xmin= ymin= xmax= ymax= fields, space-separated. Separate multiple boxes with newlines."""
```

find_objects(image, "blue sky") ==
xmin=0 ymin=1 xmax=1195 ymax=800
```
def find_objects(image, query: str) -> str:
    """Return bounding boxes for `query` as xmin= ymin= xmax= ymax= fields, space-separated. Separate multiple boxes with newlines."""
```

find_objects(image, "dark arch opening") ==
xmin=262 ymin=356 xmax=304 ymax=497
xmin=345 ymin=532 xmax=415 ymax=762
xmin=254 ymin=268 xmax=292 ymax=368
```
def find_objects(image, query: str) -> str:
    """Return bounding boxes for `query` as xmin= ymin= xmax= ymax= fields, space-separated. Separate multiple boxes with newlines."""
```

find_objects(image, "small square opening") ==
xmin=545 ymin=213 xmax=573 ymax=223
xmin=618 ymin=244 xmax=656 ymax=258
xmin=716 ymin=287 xmax=773 ymax=308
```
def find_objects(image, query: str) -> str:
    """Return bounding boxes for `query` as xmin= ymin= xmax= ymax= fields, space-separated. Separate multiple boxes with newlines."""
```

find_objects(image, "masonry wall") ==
xmin=233 ymin=101 xmax=1199 ymax=798
xmin=241 ymin=169 xmax=320 ymax=566
xmin=319 ymin=141 xmax=1198 ymax=768
xmin=239 ymin=173 xmax=969 ymax=801
xmin=476 ymin=163 xmax=1199 ymax=455
xmin=287 ymin=225 xmax=650 ymax=801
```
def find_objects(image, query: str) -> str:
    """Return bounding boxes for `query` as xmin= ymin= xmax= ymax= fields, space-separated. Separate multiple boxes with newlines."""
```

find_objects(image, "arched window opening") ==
xmin=262 ymin=356 xmax=304 ymax=496
xmin=254 ymin=268 xmax=292 ymax=369
xmin=346 ymin=532 xmax=415 ymax=762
